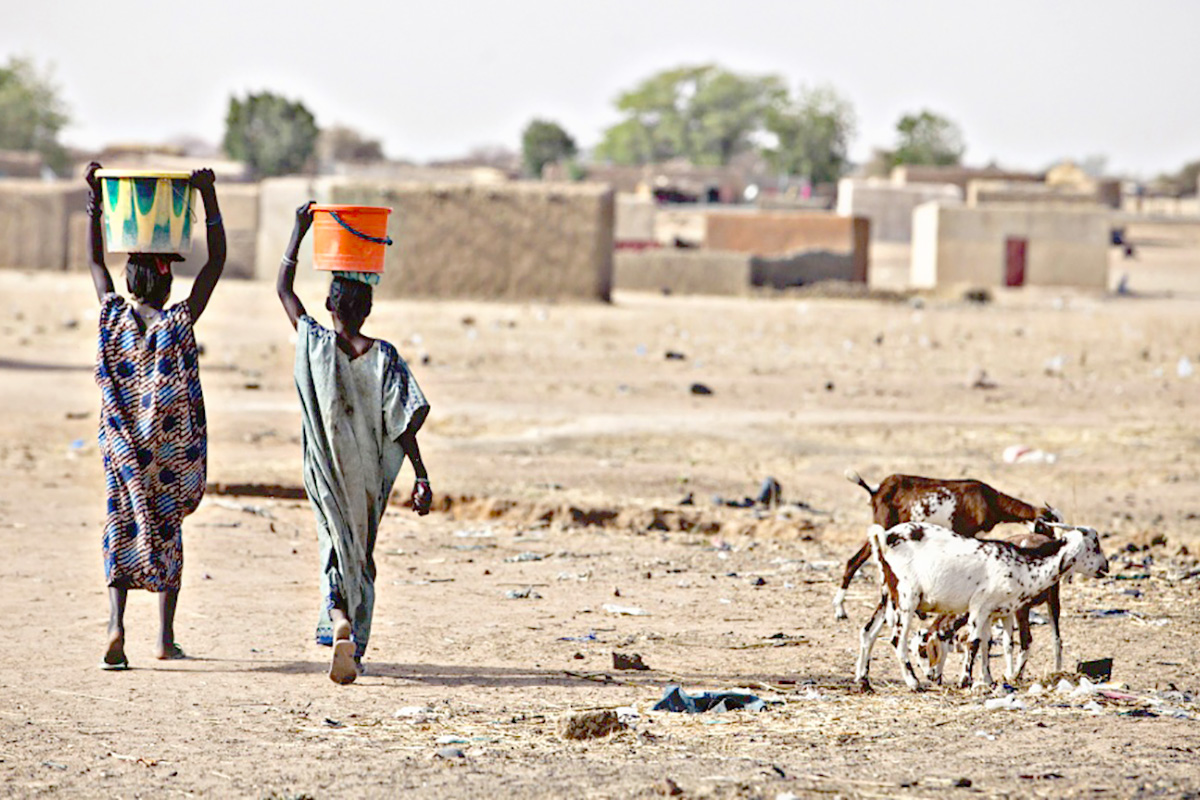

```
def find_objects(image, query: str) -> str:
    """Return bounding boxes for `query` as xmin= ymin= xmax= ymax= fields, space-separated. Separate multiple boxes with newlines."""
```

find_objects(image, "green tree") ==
xmin=595 ymin=64 xmax=784 ymax=166
xmin=0 ymin=56 xmax=69 ymax=174
xmin=891 ymin=110 xmax=965 ymax=167
xmin=764 ymin=84 xmax=856 ymax=184
xmin=521 ymin=119 xmax=576 ymax=178
xmin=223 ymin=92 xmax=318 ymax=177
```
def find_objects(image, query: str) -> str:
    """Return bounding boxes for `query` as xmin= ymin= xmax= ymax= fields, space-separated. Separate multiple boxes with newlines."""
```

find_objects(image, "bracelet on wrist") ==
xmin=281 ymin=255 xmax=298 ymax=267
xmin=205 ymin=213 xmax=223 ymax=227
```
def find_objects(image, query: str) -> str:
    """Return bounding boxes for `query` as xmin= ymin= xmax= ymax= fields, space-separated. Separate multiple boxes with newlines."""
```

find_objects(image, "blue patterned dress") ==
xmin=95 ymin=294 xmax=207 ymax=591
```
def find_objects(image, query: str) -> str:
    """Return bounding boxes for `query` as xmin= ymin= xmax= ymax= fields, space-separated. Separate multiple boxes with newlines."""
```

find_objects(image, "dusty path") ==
xmin=0 ymin=269 xmax=1198 ymax=798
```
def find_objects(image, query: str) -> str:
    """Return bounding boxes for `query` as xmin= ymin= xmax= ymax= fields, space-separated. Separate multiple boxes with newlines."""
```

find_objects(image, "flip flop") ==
xmin=99 ymin=657 xmax=129 ymax=671
xmin=330 ymin=640 xmax=357 ymax=685
xmin=157 ymin=643 xmax=187 ymax=661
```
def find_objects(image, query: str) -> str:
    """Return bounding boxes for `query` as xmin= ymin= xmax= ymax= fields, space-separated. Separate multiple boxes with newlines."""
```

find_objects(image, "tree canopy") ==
xmin=223 ymin=92 xmax=318 ymax=177
xmin=521 ymin=119 xmax=576 ymax=178
xmin=763 ymin=84 xmax=856 ymax=185
xmin=595 ymin=65 xmax=785 ymax=167
xmin=0 ymin=56 xmax=69 ymax=174
xmin=891 ymin=110 xmax=965 ymax=167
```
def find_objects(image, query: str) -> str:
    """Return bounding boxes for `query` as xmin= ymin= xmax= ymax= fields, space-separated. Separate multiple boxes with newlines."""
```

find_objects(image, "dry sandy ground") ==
xmin=1 ymin=254 xmax=1199 ymax=799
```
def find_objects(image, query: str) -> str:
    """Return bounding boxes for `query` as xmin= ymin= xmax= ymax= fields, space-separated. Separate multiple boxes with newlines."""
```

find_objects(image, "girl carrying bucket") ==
xmin=276 ymin=201 xmax=431 ymax=685
xmin=85 ymin=162 xmax=226 ymax=669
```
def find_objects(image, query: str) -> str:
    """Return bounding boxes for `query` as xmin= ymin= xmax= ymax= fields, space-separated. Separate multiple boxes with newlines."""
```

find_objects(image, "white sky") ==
xmin=4 ymin=0 xmax=1197 ymax=177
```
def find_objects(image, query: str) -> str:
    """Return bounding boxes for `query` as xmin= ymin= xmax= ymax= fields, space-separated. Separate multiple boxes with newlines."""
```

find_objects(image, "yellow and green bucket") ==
xmin=94 ymin=169 xmax=196 ymax=254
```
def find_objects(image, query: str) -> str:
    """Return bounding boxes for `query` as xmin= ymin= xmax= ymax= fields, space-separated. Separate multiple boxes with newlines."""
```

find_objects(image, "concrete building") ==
xmin=837 ymin=178 xmax=961 ymax=242
xmin=0 ymin=180 xmax=86 ymax=271
xmin=255 ymin=177 xmax=614 ymax=301
xmin=911 ymin=202 xmax=1109 ymax=289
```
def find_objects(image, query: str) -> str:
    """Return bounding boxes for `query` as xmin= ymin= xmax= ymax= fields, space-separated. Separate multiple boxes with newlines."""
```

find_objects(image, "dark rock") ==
xmin=665 ymin=351 xmax=687 ymax=361
xmin=612 ymin=651 xmax=650 ymax=671
xmin=689 ymin=382 xmax=713 ymax=396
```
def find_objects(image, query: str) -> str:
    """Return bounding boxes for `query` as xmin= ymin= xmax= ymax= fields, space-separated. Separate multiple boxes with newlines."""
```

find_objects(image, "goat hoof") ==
xmin=854 ymin=679 xmax=873 ymax=694
xmin=960 ymin=678 xmax=972 ymax=690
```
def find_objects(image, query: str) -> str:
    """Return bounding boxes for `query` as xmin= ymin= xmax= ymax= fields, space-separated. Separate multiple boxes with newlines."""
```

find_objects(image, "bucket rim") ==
xmin=310 ymin=204 xmax=392 ymax=214
xmin=94 ymin=169 xmax=193 ymax=180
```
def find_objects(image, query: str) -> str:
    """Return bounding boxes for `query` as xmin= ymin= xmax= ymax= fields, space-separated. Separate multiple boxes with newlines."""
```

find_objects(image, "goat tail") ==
xmin=866 ymin=523 xmax=887 ymax=564
xmin=844 ymin=468 xmax=877 ymax=496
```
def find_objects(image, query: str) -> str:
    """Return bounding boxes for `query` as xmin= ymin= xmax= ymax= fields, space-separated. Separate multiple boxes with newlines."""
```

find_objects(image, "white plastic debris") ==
xmin=1044 ymin=354 xmax=1066 ymax=376
xmin=1027 ymin=683 xmax=1046 ymax=697
xmin=1083 ymin=700 xmax=1104 ymax=714
xmin=1071 ymin=676 xmax=1100 ymax=698
xmin=1003 ymin=444 xmax=1058 ymax=465
xmin=1178 ymin=356 xmax=1194 ymax=379
xmin=974 ymin=730 xmax=996 ymax=741
xmin=984 ymin=695 xmax=1026 ymax=711
xmin=393 ymin=706 xmax=433 ymax=721
xmin=602 ymin=603 xmax=648 ymax=616
xmin=1055 ymin=678 xmax=1075 ymax=695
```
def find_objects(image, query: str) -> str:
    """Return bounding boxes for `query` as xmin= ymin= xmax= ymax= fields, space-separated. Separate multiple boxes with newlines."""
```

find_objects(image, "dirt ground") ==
xmin=1 ymin=248 xmax=1198 ymax=799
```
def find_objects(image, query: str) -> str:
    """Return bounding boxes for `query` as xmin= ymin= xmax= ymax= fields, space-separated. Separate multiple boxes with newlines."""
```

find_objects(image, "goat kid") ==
xmin=833 ymin=469 xmax=1060 ymax=619
xmin=855 ymin=521 xmax=1107 ymax=692
xmin=916 ymin=525 xmax=1065 ymax=685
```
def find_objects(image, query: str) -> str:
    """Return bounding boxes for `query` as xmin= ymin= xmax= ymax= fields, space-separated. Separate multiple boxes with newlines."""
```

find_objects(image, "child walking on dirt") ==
xmin=276 ymin=201 xmax=432 ymax=685
xmin=85 ymin=162 xmax=226 ymax=669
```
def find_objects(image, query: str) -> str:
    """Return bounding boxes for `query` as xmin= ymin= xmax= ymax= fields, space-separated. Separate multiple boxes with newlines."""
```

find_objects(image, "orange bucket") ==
xmin=310 ymin=204 xmax=393 ymax=273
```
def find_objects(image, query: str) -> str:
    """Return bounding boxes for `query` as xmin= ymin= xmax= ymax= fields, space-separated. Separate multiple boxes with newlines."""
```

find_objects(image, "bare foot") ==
xmin=156 ymin=642 xmax=186 ymax=660
xmin=101 ymin=630 xmax=128 ymax=670
xmin=329 ymin=620 xmax=356 ymax=685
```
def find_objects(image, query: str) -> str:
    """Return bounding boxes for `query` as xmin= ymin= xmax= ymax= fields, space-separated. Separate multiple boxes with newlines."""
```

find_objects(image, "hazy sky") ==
xmin=4 ymin=0 xmax=1197 ymax=177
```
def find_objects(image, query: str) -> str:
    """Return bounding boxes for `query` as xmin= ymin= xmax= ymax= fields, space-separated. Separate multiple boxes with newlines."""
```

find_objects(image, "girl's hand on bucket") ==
xmin=411 ymin=479 xmax=433 ymax=516
xmin=190 ymin=168 xmax=216 ymax=195
xmin=84 ymin=161 xmax=102 ymax=193
xmin=293 ymin=201 xmax=315 ymax=236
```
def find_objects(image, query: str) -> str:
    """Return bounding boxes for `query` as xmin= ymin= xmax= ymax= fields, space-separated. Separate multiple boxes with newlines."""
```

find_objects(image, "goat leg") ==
xmin=834 ymin=541 xmax=872 ymax=620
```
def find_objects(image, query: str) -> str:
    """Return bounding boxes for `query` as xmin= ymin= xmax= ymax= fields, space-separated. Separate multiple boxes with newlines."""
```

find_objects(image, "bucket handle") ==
xmin=326 ymin=210 xmax=394 ymax=246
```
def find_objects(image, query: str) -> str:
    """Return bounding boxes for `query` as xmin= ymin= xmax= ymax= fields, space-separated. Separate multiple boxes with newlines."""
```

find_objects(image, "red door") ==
xmin=1005 ymin=237 xmax=1027 ymax=287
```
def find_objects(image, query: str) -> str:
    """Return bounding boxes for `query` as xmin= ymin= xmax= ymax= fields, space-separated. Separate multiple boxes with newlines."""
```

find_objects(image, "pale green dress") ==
xmin=294 ymin=315 xmax=429 ymax=659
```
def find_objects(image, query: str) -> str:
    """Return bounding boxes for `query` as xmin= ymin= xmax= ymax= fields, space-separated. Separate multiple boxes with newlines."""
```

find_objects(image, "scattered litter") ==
xmin=1078 ymin=658 xmax=1114 ymax=682
xmin=968 ymin=367 xmax=998 ymax=390
xmin=1084 ymin=608 xmax=1130 ymax=618
xmin=505 ymin=552 xmax=545 ymax=563
xmin=756 ymin=476 xmax=782 ymax=507
xmin=665 ymin=351 xmax=687 ymax=361
xmin=453 ymin=528 xmax=494 ymax=538
xmin=652 ymin=685 xmax=770 ymax=713
xmin=974 ymin=730 xmax=996 ymax=741
xmin=556 ymin=571 xmax=592 ymax=582
xmin=1070 ymin=676 xmax=1101 ymax=698
xmin=1121 ymin=708 xmax=1159 ymax=718
xmin=615 ymin=706 xmax=640 ymax=725
xmin=1003 ymin=444 xmax=1057 ymax=464
xmin=435 ymin=735 xmax=469 ymax=745
xmin=659 ymin=777 xmax=684 ymax=795
xmin=435 ymin=746 xmax=465 ymax=759
xmin=612 ymin=652 xmax=650 ymax=671
xmin=1082 ymin=700 xmax=1104 ymax=714
xmin=603 ymin=604 xmax=648 ymax=616
xmin=984 ymin=695 xmax=1026 ymax=711
xmin=323 ymin=718 xmax=343 ymax=728
xmin=1027 ymin=683 xmax=1046 ymax=696
xmin=393 ymin=706 xmax=434 ymax=720
xmin=560 ymin=709 xmax=625 ymax=740
xmin=1044 ymin=354 xmax=1066 ymax=376
xmin=1055 ymin=679 xmax=1075 ymax=695
xmin=558 ymin=631 xmax=599 ymax=642
xmin=689 ymin=382 xmax=713 ymax=396
xmin=1178 ymin=356 xmax=1194 ymax=379
xmin=505 ymin=587 xmax=542 ymax=600
xmin=65 ymin=410 xmax=89 ymax=420
xmin=635 ymin=344 xmax=647 ymax=357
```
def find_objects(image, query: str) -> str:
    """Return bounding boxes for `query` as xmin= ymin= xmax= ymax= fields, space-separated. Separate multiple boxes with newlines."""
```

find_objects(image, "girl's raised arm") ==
xmin=85 ymin=162 xmax=114 ymax=302
xmin=276 ymin=201 xmax=313 ymax=330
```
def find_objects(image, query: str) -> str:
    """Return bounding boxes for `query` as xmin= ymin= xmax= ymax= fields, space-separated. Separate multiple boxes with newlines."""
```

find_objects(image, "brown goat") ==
xmin=834 ymin=469 xmax=1060 ymax=619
